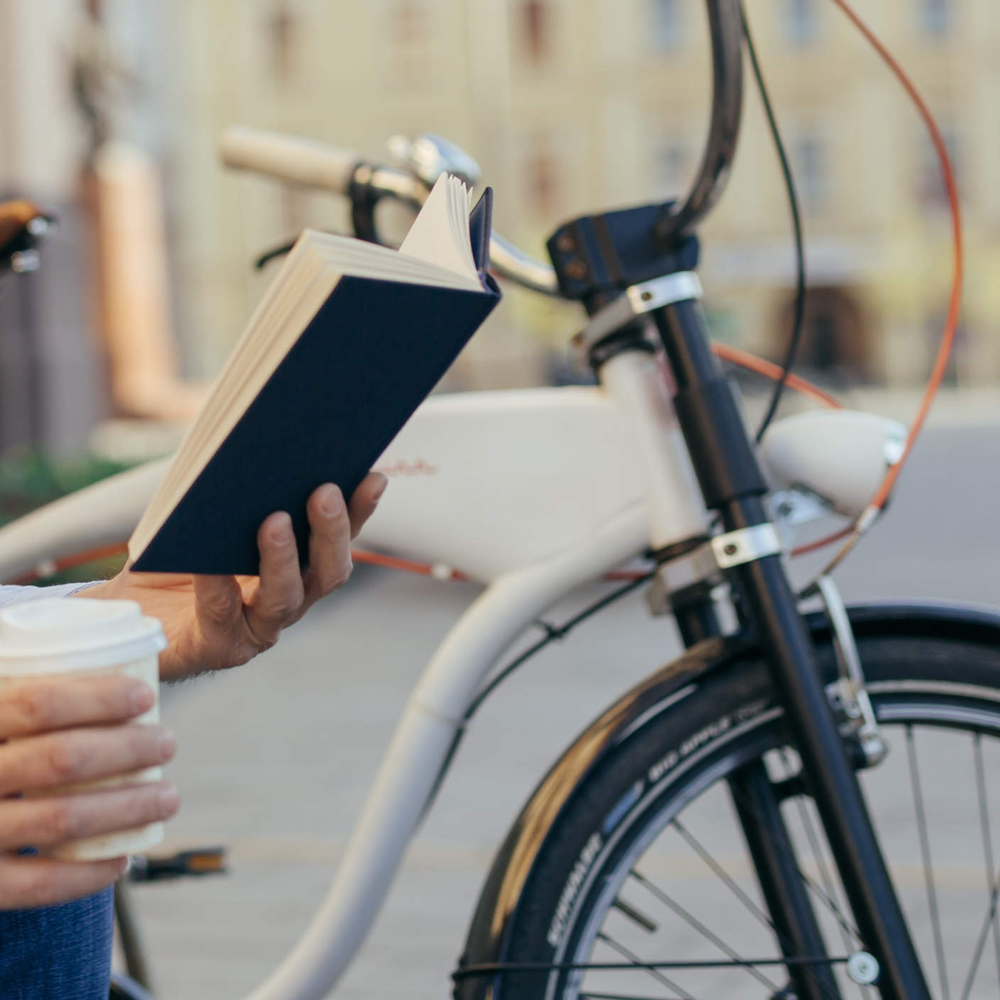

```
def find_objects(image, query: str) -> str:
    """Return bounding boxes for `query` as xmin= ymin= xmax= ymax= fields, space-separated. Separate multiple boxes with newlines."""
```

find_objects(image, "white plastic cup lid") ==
xmin=0 ymin=598 xmax=167 ymax=675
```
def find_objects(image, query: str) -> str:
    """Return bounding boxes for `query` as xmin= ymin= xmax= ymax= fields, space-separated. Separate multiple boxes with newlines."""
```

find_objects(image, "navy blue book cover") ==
xmin=133 ymin=221 xmax=499 ymax=575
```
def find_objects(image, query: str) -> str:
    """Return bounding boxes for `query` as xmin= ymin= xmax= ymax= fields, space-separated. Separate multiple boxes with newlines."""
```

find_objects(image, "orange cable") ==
xmin=790 ymin=525 xmax=854 ymax=560
xmin=801 ymin=0 xmax=963 ymax=571
xmin=8 ymin=542 xmax=129 ymax=585
xmin=712 ymin=342 xmax=843 ymax=408
xmin=351 ymin=548 xmax=470 ymax=582
xmin=830 ymin=0 xmax=962 ymax=512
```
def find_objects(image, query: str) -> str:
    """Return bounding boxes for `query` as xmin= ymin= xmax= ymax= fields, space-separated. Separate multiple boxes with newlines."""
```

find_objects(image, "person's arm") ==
xmin=0 ymin=475 xmax=384 ymax=907
xmin=78 ymin=475 xmax=386 ymax=680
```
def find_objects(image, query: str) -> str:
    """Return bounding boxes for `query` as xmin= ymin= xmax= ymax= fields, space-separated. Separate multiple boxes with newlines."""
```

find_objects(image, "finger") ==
xmin=0 ymin=854 xmax=128 ymax=910
xmin=303 ymin=484 xmax=353 ymax=606
xmin=0 ymin=675 xmax=155 ymax=740
xmin=245 ymin=511 xmax=304 ymax=647
xmin=192 ymin=573 xmax=244 ymax=637
xmin=0 ymin=782 xmax=180 ymax=851
xmin=348 ymin=472 xmax=388 ymax=539
xmin=0 ymin=724 xmax=176 ymax=796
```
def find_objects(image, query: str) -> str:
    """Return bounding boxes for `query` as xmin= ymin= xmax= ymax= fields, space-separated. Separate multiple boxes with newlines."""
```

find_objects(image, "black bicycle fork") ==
xmin=651 ymin=289 xmax=933 ymax=1000
xmin=549 ymin=206 xmax=931 ymax=999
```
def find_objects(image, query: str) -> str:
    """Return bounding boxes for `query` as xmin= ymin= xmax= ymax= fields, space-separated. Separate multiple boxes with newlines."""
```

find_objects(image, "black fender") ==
xmin=453 ymin=600 xmax=1000 ymax=997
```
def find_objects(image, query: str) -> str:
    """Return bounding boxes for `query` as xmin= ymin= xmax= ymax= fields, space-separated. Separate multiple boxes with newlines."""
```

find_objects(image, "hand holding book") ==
xmin=129 ymin=175 xmax=499 ymax=575
xmin=84 ymin=475 xmax=387 ymax=679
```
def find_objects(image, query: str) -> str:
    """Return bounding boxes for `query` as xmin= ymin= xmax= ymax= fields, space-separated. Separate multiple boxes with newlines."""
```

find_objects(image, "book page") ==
xmin=398 ymin=174 xmax=478 ymax=284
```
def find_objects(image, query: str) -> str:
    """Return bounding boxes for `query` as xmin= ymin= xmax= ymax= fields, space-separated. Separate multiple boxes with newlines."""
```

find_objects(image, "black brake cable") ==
xmin=418 ymin=571 xmax=655 ymax=820
xmin=451 ymin=953 xmax=849 ymax=981
xmin=739 ymin=3 xmax=808 ymax=444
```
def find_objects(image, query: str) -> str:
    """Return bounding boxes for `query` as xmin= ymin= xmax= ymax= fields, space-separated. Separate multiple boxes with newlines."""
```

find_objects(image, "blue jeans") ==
xmin=0 ymin=585 xmax=119 ymax=997
xmin=0 ymin=888 xmax=113 ymax=999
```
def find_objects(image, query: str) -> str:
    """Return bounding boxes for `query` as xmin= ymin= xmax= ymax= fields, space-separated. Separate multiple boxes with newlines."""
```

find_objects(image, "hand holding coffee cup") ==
xmin=0 ymin=598 xmax=179 ymax=909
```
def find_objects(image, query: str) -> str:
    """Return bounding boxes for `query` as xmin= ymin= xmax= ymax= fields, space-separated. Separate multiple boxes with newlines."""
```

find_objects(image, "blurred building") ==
xmin=4 ymin=0 xmax=1000 ymax=414
xmin=160 ymin=0 xmax=1000 ymax=391
xmin=0 ymin=0 xmax=104 ymax=452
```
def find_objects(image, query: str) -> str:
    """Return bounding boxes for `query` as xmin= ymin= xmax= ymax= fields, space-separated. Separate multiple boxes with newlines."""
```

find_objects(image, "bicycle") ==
xmin=0 ymin=2 xmax=991 ymax=998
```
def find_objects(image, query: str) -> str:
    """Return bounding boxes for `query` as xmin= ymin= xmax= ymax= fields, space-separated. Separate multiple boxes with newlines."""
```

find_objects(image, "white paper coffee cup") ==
xmin=0 ymin=597 xmax=168 ymax=861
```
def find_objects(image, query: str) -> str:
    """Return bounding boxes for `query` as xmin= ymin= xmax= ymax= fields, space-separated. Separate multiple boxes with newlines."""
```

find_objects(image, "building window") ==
xmin=652 ymin=138 xmax=689 ymax=197
xmin=649 ymin=0 xmax=683 ymax=51
xmin=919 ymin=0 xmax=951 ymax=37
xmin=525 ymin=133 xmax=558 ymax=216
xmin=517 ymin=0 xmax=550 ymax=66
xmin=786 ymin=0 xmax=819 ymax=46
xmin=388 ymin=1 xmax=427 ymax=83
xmin=793 ymin=132 xmax=826 ymax=212
xmin=267 ymin=1 xmax=297 ymax=85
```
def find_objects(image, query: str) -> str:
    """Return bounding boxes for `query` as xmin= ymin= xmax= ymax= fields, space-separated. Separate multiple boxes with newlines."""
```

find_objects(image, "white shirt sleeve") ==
xmin=0 ymin=583 xmax=101 ymax=608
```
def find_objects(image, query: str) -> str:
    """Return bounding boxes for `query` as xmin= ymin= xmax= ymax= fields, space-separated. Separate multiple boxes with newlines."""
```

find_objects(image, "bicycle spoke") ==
xmin=778 ymin=750 xmax=870 ymax=999
xmin=629 ymin=867 xmax=781 ymax=993
xmin=510 ymin=676 xmax=1000 ymax=1000
xmin=580 ymin=993 xmax=695 ymax=1000
xmin=595 ymin=931 xmax=696 ymax=1000
xmin=960 ymin=740 xmax=1000 ymax=1000
xmin=959 ymin=866 xmax=1000 ymax=1000
xmin=725 ymin=774 xmax=861 ymax=943
xmin=672 ymin=819 xmax=777 ymax=935
xmin=779 ymin=751 xmax=852 ymax=943
xmin=906 ymin=725 xmax=950 ymax=1000
xmin=672 ymin=818 xmax=841 ymax=999
xmin=611 ymin=897 xmax=658 ymax=934
xmin=973 ymin=734 xmax=1000 ymax=988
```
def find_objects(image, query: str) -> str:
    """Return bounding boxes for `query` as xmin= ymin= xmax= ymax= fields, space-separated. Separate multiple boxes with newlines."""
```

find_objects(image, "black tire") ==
xmin=459 ymin=632 xmax=1000 ymax=999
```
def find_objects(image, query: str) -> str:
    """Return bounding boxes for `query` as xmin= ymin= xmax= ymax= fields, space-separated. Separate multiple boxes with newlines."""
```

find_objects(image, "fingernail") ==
xmin=372 ymin=475 xmax=388 ymax=504
xmin=158 ymin=785 xmax=180 ymax=816
xmin=270 ymin=512 xmax=293 ymax=545
xmin=115 ymin=856 xmax=131 ymax=877
xmin=158 ymin=729 xmax=177 ymax=760
xmin=129 ymin=683 xmax=155 ymax=714
xmin=319 ymin=484 xmax=343 ymax=516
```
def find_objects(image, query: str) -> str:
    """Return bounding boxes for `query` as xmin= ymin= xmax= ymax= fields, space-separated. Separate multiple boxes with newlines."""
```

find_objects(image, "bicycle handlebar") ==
xmin=218 ymin=1 xmax=742 ymax=296
xmin=219 ymin=126 xmax=561 ymax=294
xmin=657 ymin=0 xmax=743 ymax=243
xmin=220 ymin=127 xmax=364 ymax=198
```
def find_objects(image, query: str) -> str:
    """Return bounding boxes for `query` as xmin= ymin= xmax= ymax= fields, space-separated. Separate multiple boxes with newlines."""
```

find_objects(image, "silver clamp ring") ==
xmin=711 ymin=523 xmax=783 ymax=569
xmin=573 ymin=271 xmax=703 ymax=354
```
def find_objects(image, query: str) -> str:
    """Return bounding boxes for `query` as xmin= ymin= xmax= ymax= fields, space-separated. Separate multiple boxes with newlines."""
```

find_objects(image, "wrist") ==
xmin=69 ymin=577 xmax=119 ymax=601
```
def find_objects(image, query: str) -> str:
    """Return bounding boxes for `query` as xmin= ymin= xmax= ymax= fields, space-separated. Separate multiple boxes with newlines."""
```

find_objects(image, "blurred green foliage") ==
xmin=0 ymin=450 xmax=132 ymax=584
xmin=0 ymin=450 xmax=130 ymax=525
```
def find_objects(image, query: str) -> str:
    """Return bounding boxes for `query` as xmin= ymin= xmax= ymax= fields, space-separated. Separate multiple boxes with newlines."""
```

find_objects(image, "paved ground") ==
xmin=121 ymin=423 xmax=1000 ymax=999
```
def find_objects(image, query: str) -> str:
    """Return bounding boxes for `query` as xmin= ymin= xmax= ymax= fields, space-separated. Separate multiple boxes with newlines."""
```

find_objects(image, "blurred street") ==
xmin=126 ymin=423 xmax=1000 ymax=999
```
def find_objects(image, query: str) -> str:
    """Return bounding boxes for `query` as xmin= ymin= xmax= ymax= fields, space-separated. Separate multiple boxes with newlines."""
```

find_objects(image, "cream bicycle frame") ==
xmin=0 ymin=348 xmax=711 ymax=999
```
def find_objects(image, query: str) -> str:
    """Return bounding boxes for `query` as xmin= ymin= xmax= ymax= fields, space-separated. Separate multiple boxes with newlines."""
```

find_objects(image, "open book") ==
xmin=129 ymin=175 xmax=499 ymax=575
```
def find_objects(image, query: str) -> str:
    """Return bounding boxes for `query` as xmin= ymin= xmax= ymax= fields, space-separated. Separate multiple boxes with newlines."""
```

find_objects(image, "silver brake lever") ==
xmin=387 ymin=134 xmax=482 ymax=188
xmin=382 ymin=134 xmax=559 ymax=296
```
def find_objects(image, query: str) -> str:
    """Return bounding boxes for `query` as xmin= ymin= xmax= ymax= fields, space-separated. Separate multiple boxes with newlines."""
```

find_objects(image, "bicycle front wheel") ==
xmin=457 ymin=629 xmax=1000 ymax=999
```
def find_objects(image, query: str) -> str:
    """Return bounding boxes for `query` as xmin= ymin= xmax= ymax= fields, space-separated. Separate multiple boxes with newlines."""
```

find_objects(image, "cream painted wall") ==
xmin=5 ymin=0 xmax=987 ymax=389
